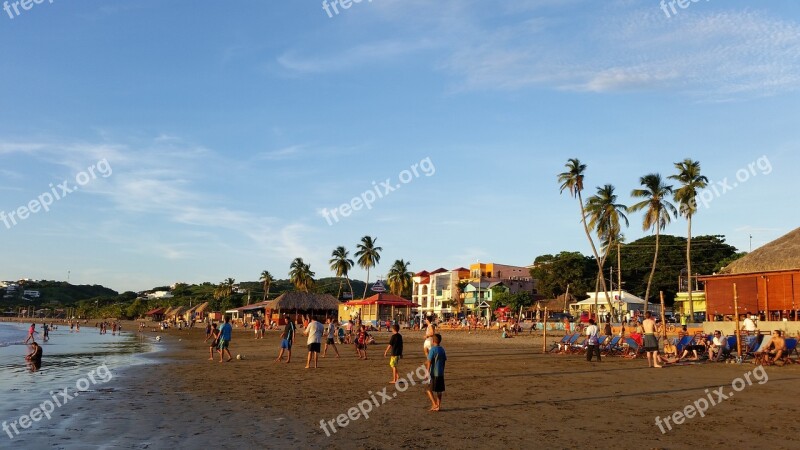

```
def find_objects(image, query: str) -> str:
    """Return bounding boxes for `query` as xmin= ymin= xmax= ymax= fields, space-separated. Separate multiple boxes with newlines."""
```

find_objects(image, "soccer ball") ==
xmin=236 ymin=354 xmax=244 ymax=360
xmin=155 ymin=336 xmax=161 ymax=341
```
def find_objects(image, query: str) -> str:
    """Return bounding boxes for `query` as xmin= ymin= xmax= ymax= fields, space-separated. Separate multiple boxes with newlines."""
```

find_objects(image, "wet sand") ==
xmin=12 ymin=324 xmax=800 ymax=449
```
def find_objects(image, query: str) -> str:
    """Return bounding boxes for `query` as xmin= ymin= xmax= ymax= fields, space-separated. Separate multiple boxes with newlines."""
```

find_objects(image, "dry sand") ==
xmin=16 ymin=324 xmax=800 ymax=449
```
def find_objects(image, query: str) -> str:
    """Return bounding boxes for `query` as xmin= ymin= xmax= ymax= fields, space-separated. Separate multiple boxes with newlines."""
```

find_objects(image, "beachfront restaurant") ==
xmin=699 ymin=227 xmax=800 ymax=332
xmin=340 ymin=293 xmax=419 ymax=326
xmin=265 ymin=292 xmax=340 ymax=325
xmin=144 ymin=307 xmax=166 ymax=322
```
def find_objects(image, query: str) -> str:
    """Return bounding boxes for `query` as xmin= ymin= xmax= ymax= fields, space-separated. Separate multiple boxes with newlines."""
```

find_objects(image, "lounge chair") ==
xmin=750 ymin=337 xmax=773 ymax=365
xmin=549 ymin=333 xmax=576 ymax=353
xmin=623 ymin=338 xmax=641 ymax=359
xmin=778 ymin=338 xmax=798 ymax=365
xmin=601 ymin=336 xmax=622 ymax=356
xmin=568 ymin=336 xmax=588 ymax=354
xmin=675 ymin=335 xmax=694 ymax=355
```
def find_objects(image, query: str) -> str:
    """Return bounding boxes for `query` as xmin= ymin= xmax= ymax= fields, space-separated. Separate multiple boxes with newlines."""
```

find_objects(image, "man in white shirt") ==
xmin=709 ymin=330 xmax=728 ymax=361
xmin=303 ymin=317 xmax=324 ymax=369
xmin=742 ymin=312 xmax=757 ymax=332
xmin=585 ymin=319 xmax=601 ymax=362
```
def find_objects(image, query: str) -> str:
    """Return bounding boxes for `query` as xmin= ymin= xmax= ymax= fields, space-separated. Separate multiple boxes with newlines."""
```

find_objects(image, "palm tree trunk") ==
xmin=266 ymin=282 xmax=271 ymax=301
xmin=362 ymin=268 xmax=370 ymax=299
xmin=577 ymin=192 xmax=614 ymax=314
xmin=262 ymin=281 xmax=267 ymax=302
xmin=346 ymin=276 xmax=354 ymax=299
xmin=336 ymin=279 xmax=343 ymax=300
xmin=686 ymin=216 xmax=694 ymax=323
xmin=644 ymin=228 xmax=661 ymax=315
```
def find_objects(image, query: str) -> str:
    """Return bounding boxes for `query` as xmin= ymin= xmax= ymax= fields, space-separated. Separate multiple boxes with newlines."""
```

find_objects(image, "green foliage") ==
xmin=530 ymin=252 xmax=596 ymax=298
xmin=607 ymin=234 xmax=738 ymax=304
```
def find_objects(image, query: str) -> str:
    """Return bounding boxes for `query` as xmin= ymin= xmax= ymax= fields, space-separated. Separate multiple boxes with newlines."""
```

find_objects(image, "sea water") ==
xmin=0 ymin=321 xmax=155 ymax=433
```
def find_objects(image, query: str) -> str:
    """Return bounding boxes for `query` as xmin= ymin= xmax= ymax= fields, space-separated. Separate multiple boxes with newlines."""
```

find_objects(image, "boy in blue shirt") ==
xmin=218 ymin=316 xmax=233 ymax=363
xmin=426 ymin=333 xmax=446 ymax=412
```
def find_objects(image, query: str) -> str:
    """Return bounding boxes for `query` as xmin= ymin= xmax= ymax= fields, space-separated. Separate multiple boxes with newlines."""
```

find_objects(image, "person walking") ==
xmin=585 ymin=319 xmax=601 ymax=362
xmin=218 ymin=316 xmax=233 ymax=363
xmin=303 ymin=316 xmax=324 ymax=369
xmin=322 ymin=318 xmax=340 ymax=358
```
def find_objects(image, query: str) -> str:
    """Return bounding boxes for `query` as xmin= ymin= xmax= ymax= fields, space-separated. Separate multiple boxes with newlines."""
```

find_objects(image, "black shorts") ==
xmin=428 ymin=376 xmax=445 ymax=393
xmin=326 ymin=338 xmax=335 ymax=345
xmin=308 ymin=343 xmax=321 ymax=353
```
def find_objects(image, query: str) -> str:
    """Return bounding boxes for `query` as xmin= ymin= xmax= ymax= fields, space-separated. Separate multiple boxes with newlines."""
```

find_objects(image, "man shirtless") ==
xmin=767 ymin=330 xmax=786 ymax=365
xmin=642 ymin=312 xmax=661 ymax=368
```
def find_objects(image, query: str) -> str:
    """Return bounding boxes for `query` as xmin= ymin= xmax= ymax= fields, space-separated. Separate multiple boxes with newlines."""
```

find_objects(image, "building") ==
xmin=700 ymin=227 xmax=800 ymax=321
xmin=23 ymin=290 xmax=40 ymax=298
xmin=147 ymin=291 xmax=174 ymax=300
xmin=412 ymin=262 xmax=536 ymax=318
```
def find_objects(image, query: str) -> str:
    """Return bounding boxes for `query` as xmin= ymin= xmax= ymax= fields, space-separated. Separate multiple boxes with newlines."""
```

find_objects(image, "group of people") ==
xmin=200 ymin=314 xmax=449 ymax=411
xmin=96 ymin=321 xmax=121 ymax=335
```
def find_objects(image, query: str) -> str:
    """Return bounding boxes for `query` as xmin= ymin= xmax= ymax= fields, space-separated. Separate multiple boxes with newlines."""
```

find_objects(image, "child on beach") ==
xmin=356 ymin=325 xmax=370 ymax=360
xmin=383 ymin=324 xmax=403 ymax=383
xmin=204 ymin=323 xmax=220 ymax=360
xmin=218 ymin=317 xmax=233 ymax=363
xmin=426 ymin=333 xmax=446 ymax=412
xmin=322 ymin=318 xmax=340 ymax=358
xmin=275 ymin=316 xmax=296 ymax=363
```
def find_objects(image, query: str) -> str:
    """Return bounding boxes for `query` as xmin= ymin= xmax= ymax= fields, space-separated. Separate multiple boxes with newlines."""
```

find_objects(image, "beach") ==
xmin=5 ymin=323 xmax=799 ymax=449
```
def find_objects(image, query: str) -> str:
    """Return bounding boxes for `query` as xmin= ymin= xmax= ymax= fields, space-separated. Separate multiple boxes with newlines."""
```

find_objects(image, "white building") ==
xmin=23 ymin=290 xmax=40 ymax=298
xmin=147 ymin=291 xmax=174 ymax=300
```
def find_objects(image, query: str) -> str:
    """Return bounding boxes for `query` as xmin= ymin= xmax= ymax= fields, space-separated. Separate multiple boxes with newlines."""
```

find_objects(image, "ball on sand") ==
xmin=237 ymin=354 xmax=244 ymax=360
xmin=155 ymin=336 xmax=161 ymax=341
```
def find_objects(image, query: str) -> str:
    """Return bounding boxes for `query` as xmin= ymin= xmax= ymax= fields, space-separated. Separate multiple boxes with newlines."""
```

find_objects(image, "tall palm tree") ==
xmin=558 ymin=159 xmax=613 ymax=312
xmin=214 ymin=278 xmax=236 ymax=300
xmin=259 ymin=270 xmax=275 ymax=301
xmin=329 ymin=246 xmax=354 ymax=300
xmin=387 ymin=259 xmax=413 ymax=297
xmin=630 ymin=173 xmax=678 ymax=314
xmin=355 ymin=235 xmax=382 ymax=299
xmin=585 ymin=184 xmax=629 ymax=314
xmin=289 ymin=258 xmax=315 ymax=292
xmin=670 ymin=159 xmax=709 ymax=323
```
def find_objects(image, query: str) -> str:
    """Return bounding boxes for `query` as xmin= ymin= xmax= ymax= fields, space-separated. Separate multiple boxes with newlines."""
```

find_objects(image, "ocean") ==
xmin=0 ymin=321 xmax=156 ymax=441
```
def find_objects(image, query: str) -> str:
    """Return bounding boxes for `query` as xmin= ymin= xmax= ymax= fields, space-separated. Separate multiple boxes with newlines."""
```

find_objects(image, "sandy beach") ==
xmin=6 ymin=322 xmax=798 ymax=449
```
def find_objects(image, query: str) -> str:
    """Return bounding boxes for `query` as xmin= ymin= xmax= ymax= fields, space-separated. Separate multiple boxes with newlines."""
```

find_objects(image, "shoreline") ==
xmin=7 ymin=323 xmax=800 ymax=449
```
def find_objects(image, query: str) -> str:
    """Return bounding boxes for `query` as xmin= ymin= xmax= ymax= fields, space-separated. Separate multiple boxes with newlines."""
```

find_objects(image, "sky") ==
xmin=1 ymin=0 xmax=799 ymax=293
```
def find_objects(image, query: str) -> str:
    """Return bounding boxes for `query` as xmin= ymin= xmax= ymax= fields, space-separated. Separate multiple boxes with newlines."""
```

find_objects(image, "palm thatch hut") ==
xmin=266 ymin=292 xmax=339 ymax=324
xmin=700 ymin=227 xmax=800 ymax=321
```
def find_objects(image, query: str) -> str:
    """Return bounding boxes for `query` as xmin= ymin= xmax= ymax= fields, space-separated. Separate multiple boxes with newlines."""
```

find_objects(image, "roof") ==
xmin=415 ymin=270 xmax=430 ymax=277
xmin=267 ymin=292 xmax=340 ymax=311
xmin=145 ymin=307 xmax=166 ymax=315
xmin=451 ymin=267 xmax=469 ymax=272
xmin=429 ymin=268 xmax=448 ymax=274
xmin=577 ymin=291 xmax=645 ymax=305
xmin=238 ymin=300 xmax=271 ymax=312
xmin=720 ymin=227 xmax=800 ymax=274
xmin=194 ymin=302 xmax=209 ymax=313
xmin=344 ymin=293 xmax=420 ymax=307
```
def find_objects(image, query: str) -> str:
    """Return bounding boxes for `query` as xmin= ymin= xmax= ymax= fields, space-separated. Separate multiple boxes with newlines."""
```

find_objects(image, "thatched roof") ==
xmin=721 ymin=227 xmax=800 ymax=274
xmin=267 ymin=292 xmax=339 ymax=311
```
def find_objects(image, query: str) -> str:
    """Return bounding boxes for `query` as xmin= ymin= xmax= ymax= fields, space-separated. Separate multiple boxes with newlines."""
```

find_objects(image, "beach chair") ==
xmin=568 ymin=336 xmax=588 ymax=354
xmin=559 ymin=333 xmax=581 ymax=353
xmin=596 ymin=335 xmax=608 ymax=347
xmin=675 ymin=335 xmax=694 ymax=355
xmin=623 ymin=338 xmax=641 ymax=359
xmin=740 ymin=334 xmax=763 ymax=362
xmin=778 ymin=338 xmax=798 ymax=365
xmin=601 ymin=336 xmax=622 ymax=356
xmin=549 ymin=333 xmax=575 ymax=353
xmin=750 ymin=337 xmax=773 ymax=365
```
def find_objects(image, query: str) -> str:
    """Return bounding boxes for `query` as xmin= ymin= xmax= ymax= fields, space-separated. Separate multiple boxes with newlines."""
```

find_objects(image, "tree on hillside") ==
xmin=329 ymin=246 xmax=355 ymax=300
xmin=529 ymin=252 xmax=596 ymax=300
xmin=629 ymin=174 xmax=678 ymax=313
xmin=558 ymin=159 xmax=614 ymax=314
xmin=387 ymin=259 xmax=413 ymax=297
xmin=670 ymin=159 xmax=709 ymax=323
xmin=355 ymin=236 xmax=382 ymax=299
xmin=259 ymin=270 xmax=275 ymax=301
xmin=585 ymin=184 xmax=629 ymax=314
xmin=289 ymin=258 xmax=315 ymax=292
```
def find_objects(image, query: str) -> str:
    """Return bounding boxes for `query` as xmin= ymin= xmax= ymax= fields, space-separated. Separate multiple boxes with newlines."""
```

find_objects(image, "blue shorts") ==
xmin=281 ymin=339 xmax=292 ymax=350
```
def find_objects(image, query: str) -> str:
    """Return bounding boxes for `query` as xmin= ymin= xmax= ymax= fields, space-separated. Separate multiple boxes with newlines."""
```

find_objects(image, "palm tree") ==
xmin=355 ymin=235 xmax=382 ymax=299
xmin=670 ymin=159 xmax=709 ymax=323
xmin=558 ymin=159 xmax=613 ymax=312
xmin=329 ymin=246 xmax=354 ymax=300
xmin=289 ymin=258 xmax=315 ymax=292
xmin=259 ymin=270 xmax=275 ymax=301
xmin=387 ymin=259 xmax=413 ymax=297
xmin=585 ymin=184 xmax=629 ymax=314
xmin=630 ymin=173 xmax=678 ymax=314
xmin=214 ymin=278 xmax=236 ymax=300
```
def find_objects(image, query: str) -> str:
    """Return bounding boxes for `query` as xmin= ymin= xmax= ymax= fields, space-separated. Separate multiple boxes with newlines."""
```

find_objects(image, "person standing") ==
xmin=275 ymin=315 xmax=296 ymax=363
xmin=425 ymin=333 xmax=447 ymax=412
xmin=642 ymin=312 xmax=662 ymax=368
xmin=322 ymin=318 xmax=340 ymax=358
xmin=384 ymin=324 xmax=403 ymax=383
xmin=24 ymin=323 xmax=37 ymax=344
xmin=218 ymin=316 xmax=233 ymax=363
xmin=423 ymin=318 xmax=436 ymax=357
xmin=303 ymin=316 xmax=324 ymax=369
xmin=585 ymin=319 xmax=601 ymax=362
xmin=204 ymin=323 xmax=220 ymax=360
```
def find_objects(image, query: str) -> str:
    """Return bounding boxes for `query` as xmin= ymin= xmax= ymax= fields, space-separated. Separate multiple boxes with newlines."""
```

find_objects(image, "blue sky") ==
xmin=1 ymin=0 xmax=799 ymax=292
